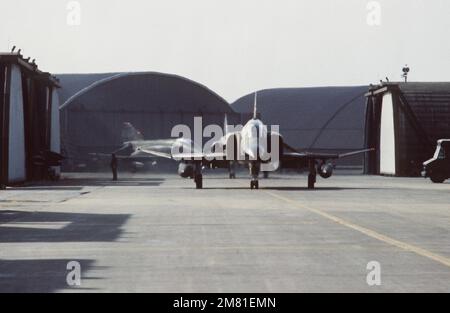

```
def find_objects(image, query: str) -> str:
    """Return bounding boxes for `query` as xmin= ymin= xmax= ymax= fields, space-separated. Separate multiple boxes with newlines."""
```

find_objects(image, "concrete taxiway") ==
xmin=0 ymin=172 xmax=449 ymax=292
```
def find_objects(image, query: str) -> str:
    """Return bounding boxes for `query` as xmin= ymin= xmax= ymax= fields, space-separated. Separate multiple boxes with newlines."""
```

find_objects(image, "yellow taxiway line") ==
xmin=265 ymin=190 xmax=450 ymax=268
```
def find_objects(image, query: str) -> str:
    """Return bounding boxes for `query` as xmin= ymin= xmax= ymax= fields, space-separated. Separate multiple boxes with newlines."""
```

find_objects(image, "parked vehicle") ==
xmin=422 ymin=139 xmax=450 ymax=183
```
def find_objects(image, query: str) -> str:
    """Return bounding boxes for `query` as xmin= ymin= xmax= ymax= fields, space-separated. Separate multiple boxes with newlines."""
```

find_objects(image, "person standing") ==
xmin=111 ymin=154 xmax=118 ymax=181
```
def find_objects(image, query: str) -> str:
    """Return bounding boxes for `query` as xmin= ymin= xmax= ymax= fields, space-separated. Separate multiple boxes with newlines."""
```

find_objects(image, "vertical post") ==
xmin=0 ymin=63 xmax=5 ymax=188
xmin=46 ymin=86 xmax=53 ymax=151
xmin=28 ymin=78 xmax=36 ymax=180
xmin=363 ymin=94 xmax=372 ymax=174
xmin=392 ymin=88 xmax=401 ymax=176
xmin=21 ymin=72 xmax=32 ymax=180
xmin=0 ymin=64 xmax=12 ymax=188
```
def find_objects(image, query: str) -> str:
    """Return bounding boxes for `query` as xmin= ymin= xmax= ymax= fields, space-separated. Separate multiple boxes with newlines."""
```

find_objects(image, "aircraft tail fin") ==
xmin=121 ymin=122 xmax=144 ymax=142
xmin=224 ymin=114 xmax=229 ymax=136
xmin=253 ymin=92 xmax=258 ymax=119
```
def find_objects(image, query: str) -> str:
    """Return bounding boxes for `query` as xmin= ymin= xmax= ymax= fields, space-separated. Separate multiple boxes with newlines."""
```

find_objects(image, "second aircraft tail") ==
xmin=121 ymin=122 xmax=144 ymax=142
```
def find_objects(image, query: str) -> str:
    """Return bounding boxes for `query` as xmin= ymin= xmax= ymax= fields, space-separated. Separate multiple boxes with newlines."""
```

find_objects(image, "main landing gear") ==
xmin=229 ymin=161 xmax=236 ymax=179
xmin=249 ymin=162 xmax=260 ymax=190
xmin=308 ymin=159 xmax=317 ymax=189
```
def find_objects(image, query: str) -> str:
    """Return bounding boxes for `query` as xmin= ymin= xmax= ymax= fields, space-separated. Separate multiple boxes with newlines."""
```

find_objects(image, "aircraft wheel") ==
xmin=195 ymin=174 xmax=203 ymax=189
xmin=430 ymin=174 xmax=446 ymax=184
xmin=308 ymin=174 xmax=316 ymax=189
xmin=229 ymin=173 xmax=236 ymax=179
xmin=250 ymin=180 xmax=259 ymax=190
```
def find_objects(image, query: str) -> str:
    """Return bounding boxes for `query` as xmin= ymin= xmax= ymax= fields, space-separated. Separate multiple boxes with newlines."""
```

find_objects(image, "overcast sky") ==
xmin=1 ymin=0 xmax=449 ymax=102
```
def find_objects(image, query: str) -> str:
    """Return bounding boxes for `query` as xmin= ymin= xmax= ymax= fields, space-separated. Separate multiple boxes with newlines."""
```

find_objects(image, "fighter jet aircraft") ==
xmin=88 ymin=122 xmax=178 ymax=171
xmin=137 ymin=93 xmax=374 ymax=189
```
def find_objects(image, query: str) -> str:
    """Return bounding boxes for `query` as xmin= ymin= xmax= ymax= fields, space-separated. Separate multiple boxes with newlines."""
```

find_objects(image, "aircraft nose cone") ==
xmin=246 ymin=141 xmax=263 ymax=160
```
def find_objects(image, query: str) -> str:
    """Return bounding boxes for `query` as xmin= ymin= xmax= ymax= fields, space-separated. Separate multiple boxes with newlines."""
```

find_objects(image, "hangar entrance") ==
xmin=364 ymin=82 xmax=450 ymax=177
xmin=1 ymin=53 xmax=61 ymax=186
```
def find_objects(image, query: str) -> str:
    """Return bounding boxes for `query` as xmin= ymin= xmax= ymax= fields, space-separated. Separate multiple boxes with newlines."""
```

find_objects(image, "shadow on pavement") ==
xmin=0 ymin=211 xmax=131 ymax=243
xmin=0 ymin=259 xmax=97 ymax=293
xmin=8 ymin=186 xmax=85 ymax=191
xmin=11 ymin=177 xmax=165 ymax=189
xmin=184 ymin=186 xmax=380 ymax=191
xmin=262 ymin=186 xmax=380 ymax=191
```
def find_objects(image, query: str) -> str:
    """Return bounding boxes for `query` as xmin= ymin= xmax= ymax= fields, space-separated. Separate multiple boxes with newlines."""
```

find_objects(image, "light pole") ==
xmin=402 ymin=65 xmax=410 ymax=83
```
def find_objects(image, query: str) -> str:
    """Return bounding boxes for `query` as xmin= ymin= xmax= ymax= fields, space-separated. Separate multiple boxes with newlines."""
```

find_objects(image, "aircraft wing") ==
xmin=88 ymin=150 xmax=162 ymax=161
xmin=172 ymin=152 xmax=227 ymax=161
xmin=89 ymin=139 xmax=178 ymax=160
xmin=140 ymin=148 xmax=227 ymax=161
xmin=88 ymin=152 xmax=133 ymax=160
xmin=282 ymin=148 xmax=374 ymax=161
xmin=137 ymin=148 xmax=173 ymax=159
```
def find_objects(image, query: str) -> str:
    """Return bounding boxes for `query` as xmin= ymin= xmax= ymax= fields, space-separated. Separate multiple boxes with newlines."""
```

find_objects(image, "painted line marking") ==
xmin=265 ymin=190 xmax=450 ymax=268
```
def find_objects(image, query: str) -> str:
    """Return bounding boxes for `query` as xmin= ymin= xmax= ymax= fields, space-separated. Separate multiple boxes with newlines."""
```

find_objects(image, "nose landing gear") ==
xmin=249 ymin=162 xmax=260 ymax=190
xmin=250 ymin=180 xmax=259 ymax=189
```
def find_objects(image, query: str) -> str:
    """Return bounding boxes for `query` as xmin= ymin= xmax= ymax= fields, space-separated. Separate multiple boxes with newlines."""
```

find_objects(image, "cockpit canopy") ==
xmin=242 ymin=119 xmax=268 ymax=138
